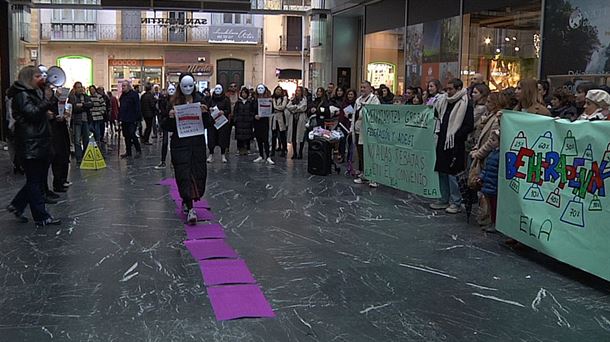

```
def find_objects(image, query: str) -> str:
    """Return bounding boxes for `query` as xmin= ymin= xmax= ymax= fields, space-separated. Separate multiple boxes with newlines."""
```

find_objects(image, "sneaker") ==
xmin=429 ymin=202 xmax=449 ymax=210
xmin=445 ymin=204 xmax=462 ymax=214
xmin=353 ymin=177 xmax=364 ymax=184
xmin=221 ymin=155 xmax=228 ymax=163
xmin=266 ymin=157 xmax=275 ymax=165
xmin=63 ymin=181 xmax=73 ymax=187
xmin=154 ymin=162 xmax=166 ymax=169
xmin=187 ymin=208 xmax=197 ymax=225
xmin=35 ymin=217 xmax=61 ymax=227
xmin=253 ymin=156 xmax=264 ymax=163
xmin=207 ymin=155 xmax=214 ymax=163
xmin=369 ymin=181 xmax=379 ymax=188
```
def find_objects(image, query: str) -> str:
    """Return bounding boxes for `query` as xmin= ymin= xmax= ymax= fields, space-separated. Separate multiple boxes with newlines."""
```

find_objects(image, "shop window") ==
xmin=216 ymin=58 xmax=244 ymax=90
xmin=364 ymin=27 xmax=405 ymax=94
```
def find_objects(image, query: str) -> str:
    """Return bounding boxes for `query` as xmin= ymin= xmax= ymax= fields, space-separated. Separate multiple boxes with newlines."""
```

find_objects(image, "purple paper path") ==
xmin=169 ymin=193 xmax=211 ymax=209
xmin=185 ymin=224 xmax=226 ymax=240
xmin=207 ymin=285 xmax=275 ymax=321
xmin=184 ymin=239 xmax=238 ymax=260
xmin=176 ymin=207 xmax=215 ymax=221
xmin=198 ymin=259 xmax=256 ymax=286
xmin=159 ymin=178 xmax=176 ymax=186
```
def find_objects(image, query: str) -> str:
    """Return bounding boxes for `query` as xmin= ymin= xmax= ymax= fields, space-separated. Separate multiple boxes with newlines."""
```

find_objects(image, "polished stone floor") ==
xmin=1 ymin=136 xmax=610 ymax=342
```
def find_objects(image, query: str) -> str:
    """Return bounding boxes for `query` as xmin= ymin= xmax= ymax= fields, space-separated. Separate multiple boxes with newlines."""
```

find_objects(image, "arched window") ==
xmin=216 ymin=58 xmax=244 ymax=89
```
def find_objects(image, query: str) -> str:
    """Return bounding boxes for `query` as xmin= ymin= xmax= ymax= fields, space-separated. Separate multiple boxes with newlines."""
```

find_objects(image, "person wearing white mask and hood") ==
xmin=253 ymin=84 xmax=274 ymax=164
xmin=206 ymin=84 xmax=232 ymax=163
xmin=160 ymin=73 xmax=213 ymax=224
xmin=155 ymin=83 xmax=175 ymax=169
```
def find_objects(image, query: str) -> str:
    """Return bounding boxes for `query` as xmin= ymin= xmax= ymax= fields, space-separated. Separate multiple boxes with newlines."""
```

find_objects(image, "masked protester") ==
xmin=6 ymin=66 xmax=61 ymax=228
xmin=161 ymin=73 xmax=213 ymax=224
xmin=253 ymin=84 xmax=274 ymax=164
xmin=206 ymin=84 xmax=232 ymax=163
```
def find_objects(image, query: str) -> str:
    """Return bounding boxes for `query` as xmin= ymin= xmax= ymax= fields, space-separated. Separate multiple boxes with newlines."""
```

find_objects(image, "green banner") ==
xmin=362 ymin=105 xmax=440 ymax=198
xmin=498 ymin=111 xmax=610 ymax=281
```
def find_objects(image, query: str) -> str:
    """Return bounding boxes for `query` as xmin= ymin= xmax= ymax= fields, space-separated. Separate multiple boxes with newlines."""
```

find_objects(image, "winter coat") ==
xmin=551 ymin=105 xmax=578 ymax=121
xmin=434 ymin=101 xmax=474 ymax=175
xmin=253 ymin=97 xmax=270 ymax=142
xmin=119 ymin=90 xmax=141 ymax=123
xmin=271 ymin=96 xmax=288 ymax=131
xmin=140 ymin=91 xmax=157 ymax=119
xmin=161 ymin=92 xmax=213 ymax=202
xmin=286 ymin=96 xmax=308 ymax=143
xmin=68 ymin=93 xmax=93 ymax=124
xmin=233 ymin=98 xmax=255 ymax=141
xmin=110 ymin=96 xmax=119 ymax=121
xmin=480 ymin=148 xmax=499 ymax=196
xmin=337 ymin=100 xmax=356 ymax=135
xmin=206 ymin=94 xmax=232 ymax=151
xmin=472 ymin=114 xmax=500 ymax=162
xmin=7 ymin=81 xmax=53 ymax=160
xmin=354 ymin=93 xmax=380 ymax=144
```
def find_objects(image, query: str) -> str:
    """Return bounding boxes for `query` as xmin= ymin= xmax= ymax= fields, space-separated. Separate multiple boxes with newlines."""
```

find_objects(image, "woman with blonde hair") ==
xmin=514 ymin=79 xmax=550 ymax=115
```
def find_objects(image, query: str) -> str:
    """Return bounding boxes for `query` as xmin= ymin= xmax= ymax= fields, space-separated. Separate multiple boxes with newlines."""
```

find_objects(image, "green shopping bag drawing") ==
xmin=560 ymin=130 xmax=578 ymax=156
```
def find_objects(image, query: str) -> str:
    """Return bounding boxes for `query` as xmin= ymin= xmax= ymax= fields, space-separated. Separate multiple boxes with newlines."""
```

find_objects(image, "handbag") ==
xmin=468 ymin=158 xmax=482 ymax=190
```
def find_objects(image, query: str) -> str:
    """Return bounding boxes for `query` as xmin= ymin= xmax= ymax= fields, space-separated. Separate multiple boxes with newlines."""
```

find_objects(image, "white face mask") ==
xmin=256 ymin=84 xmax=265 ymax=95
xmin=167 ymin=84 xmax=176 ymax=96
xmin=214 ymin=85 xmax=223 ymax=95
xmin=180 ymin=76 xmax=195 ymax=96
xmin=38 ymin=66 xmax=48 ymax=80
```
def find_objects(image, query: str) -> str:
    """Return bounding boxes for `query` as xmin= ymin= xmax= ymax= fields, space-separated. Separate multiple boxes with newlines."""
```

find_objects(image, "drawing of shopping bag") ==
xmin=602 ymin=143 xmax=610 ymax=163
xmin=560 ymin=130 xmax=578 ymax=156
xmin=560 ymin=196 xmax=585 ymax=228
xmin=532 ymin=131 xmax=553 ymax=154
xmin=546 ymin=188 xmax=561 ymax=208
xmin=523 ymin=183 xmax=544 ymax=201
xmin=582 ymin=143 xmax=594 ymax=161
xmin=589 ymin=195 xmax=602 ymax=211
xmin=509 ymin=178 xmax=520 ymax=193
xmin=510 ymin=131 xmax=528 ymax=152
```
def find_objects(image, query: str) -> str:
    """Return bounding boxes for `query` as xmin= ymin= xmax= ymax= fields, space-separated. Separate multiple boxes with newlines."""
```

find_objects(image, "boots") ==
xmin=297 ymin=143 xmax=304 ymax=159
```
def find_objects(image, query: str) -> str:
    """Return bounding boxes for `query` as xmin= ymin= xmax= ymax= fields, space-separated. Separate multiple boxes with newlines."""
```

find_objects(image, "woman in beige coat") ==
xmin=270 ymin=86 xmax=288 ymax=157
xmin=286 ymin=86 xmax=308 ymax=159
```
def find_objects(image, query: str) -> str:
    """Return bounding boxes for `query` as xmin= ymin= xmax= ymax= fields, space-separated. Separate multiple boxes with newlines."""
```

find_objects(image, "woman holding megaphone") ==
xmin=6 ymin=66 xmax=61 ymax=228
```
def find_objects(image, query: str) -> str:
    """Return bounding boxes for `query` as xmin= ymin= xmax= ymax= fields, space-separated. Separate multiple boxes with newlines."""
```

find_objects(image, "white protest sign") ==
xmin=257 ymin=98 xmax=272 ymax=117
xmin=175 ymin=103 xmax=204 ymax=138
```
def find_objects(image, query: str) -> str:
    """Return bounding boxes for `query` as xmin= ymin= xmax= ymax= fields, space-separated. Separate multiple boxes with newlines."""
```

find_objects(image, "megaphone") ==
xmin=46 ymin=66 xmax=66 ymax=87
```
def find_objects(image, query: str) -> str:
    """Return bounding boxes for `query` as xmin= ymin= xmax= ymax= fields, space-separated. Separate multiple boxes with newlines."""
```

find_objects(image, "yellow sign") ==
xmin=80 ymin=142 xmax=106 ymax=170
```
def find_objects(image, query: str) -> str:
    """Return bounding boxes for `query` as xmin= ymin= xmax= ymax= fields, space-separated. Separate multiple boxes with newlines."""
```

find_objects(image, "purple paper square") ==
xmin=193 ymin=200 xmax=211 ymax=209
xmin=159 ymin=178 xmax=176 ymax=186
xmin=207 ymin=285 xmax=275 ymax=321
xmin=185 ymin=224 xmax=226 ymax=240
xmin=176 ymin=207 xmax=215 ymax=222
xmin=184 ymin=239 xmax=238 ymax=260
xmin=198 ymin=259 xmax=256 ymax=286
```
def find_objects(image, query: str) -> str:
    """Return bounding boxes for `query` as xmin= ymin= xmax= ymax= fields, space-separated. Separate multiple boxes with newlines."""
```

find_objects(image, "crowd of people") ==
xmin=5 ymin=63 xmax=610 ymax=229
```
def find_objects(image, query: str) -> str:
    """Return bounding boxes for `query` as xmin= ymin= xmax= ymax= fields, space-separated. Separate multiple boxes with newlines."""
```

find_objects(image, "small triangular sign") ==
xmin=80 ymin=141 xmax=106 ymax=170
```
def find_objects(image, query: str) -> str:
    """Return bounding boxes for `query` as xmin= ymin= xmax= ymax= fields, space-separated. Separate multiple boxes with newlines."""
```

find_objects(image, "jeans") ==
xmin=438 ymin=172 xmax=462 ymax=206
xmin=11 ymin=158 xmax=50 ymax=222
xmin=91 ymin=120 xmax=104 ymax=143
xmin=73 ymin=122 xmax=90 ymax=161
xmin=123 ymin=121 xmax=141 ymax=156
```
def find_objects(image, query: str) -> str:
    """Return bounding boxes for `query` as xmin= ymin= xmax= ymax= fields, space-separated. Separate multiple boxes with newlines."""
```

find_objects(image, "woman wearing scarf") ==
xmin=206 ymin=84 xmax=232 ymax=163
xmin=579 ymin=89 xmax=610 ymax=121
xmin=286 ymin=86 xmax=308 ymax=159
xmin=233 ymin=87 xmax=255 ymax=155
xmin=429 ymin=78 xmax=474 ymax=214
xmin=270 ymin=86 xmax=289 ymax=157
xmin=161 ymin=73 xmax=213 ymax=224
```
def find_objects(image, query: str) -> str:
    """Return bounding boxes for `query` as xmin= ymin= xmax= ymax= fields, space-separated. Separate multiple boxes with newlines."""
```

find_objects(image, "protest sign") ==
xmin=362 ymin=104 xmax=440 ymax=198
xmin=257 ymin=98 xmax=272 ymax=117
xmin=498 ymin=111 xmax=610 ymax=281
xmin=175 ymin=103 xmax=204 ymax=138
xmin=211 ymin=106 xmax=228 ymax=130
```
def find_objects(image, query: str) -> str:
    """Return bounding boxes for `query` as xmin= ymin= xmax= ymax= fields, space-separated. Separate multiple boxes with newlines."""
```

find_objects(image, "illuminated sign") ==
xmin=57 ymin=55 xmax=93 ymax=88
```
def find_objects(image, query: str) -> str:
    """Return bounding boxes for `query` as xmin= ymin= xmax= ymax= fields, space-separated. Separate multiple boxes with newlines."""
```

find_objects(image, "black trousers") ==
xmin=11 ymin=158 xmax=51 ymax=221
xmin=123 ymin=122 xmax=141 ymax=155
xmin=143 ymin=117 xmax=154 ymax=143
xmin=161 ymin=129 xmax=169 ymax=162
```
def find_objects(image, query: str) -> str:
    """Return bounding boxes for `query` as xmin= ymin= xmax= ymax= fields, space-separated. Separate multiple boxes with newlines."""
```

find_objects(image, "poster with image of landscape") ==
xmin=542 ymin=0 xmax=610 ymax=77
xmin=440 ymin=16 xmax=460 ymax=63
xmin=422 ymin=20 xmax=441 ymax=63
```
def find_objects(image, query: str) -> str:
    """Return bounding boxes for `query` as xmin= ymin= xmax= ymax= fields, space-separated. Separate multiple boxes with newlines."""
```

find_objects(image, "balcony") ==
xmin=40 ymin=23 xmax=219 ymax=43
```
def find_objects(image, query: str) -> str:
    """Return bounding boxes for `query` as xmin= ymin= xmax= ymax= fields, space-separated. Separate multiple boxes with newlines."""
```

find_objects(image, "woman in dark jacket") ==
xmin=233 ymin=88 xmax=255 ymax=156
xmin=550 ymin=87 xmax=578 ymax=121
xmin=6 ymin=66 xmax=61 ymax=227
xmin=206 ymin=84 xmax=232 ymax=163
xmin=253 ymin=84 xmax=274 ymax=164
xmin=329 ymin=86 xmax=346 ymax=110
xmin=161 ymin=73 xmax=213 ymax=224
xmin=308 ymin=87 xmax=331 ymax=128
xmin=379 ymin=85 xmax=395 ymax=104
xmin=337 ymin=89 xmax=357 ymax=163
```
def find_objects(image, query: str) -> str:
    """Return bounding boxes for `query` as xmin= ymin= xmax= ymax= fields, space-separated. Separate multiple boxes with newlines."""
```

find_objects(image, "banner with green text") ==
xmin=362 ymin=105 xmax=440 ymax=198
xmin=498 ymin=111 xmax=610 ymax=281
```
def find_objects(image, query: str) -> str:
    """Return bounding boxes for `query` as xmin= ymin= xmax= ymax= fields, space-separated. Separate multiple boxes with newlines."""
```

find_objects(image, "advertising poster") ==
xmin=498 ymin=112 xmax=610 ymax=281
xmin=422 ymin=20 xmax=441 ymax=63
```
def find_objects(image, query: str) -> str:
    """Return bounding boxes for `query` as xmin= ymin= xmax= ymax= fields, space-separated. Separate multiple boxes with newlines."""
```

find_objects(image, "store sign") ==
xmin=141 ymin=18 xmax=208 ymax=27
xmin=109 ymin=59 xmax=140 ymax=66
xmin=166 ymin=64 xmax=214 ymax=76
xmin=209 ymin=26 xmax=259 ymax=44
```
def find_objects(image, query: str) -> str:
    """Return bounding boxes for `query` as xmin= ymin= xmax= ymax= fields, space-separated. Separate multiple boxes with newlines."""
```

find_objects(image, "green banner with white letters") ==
xmin=498 ymin=111 xmax=610 ymax=281
xmin=362 ymin=105 xmax=441 ymax=198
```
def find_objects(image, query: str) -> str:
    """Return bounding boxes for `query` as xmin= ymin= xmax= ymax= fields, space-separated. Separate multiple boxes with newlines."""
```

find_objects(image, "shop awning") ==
xmin=277 ymin=69 xmax=302 ymax=80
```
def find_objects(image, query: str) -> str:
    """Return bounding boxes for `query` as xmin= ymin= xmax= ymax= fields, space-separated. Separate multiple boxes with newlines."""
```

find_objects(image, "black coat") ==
xmin=253 ymin=97 xmax=270 ymax=142
xmin=434 ymin=101 xmax=474 ymax=175
xmin=119 ymin=90 xmax=141 ymax=123
xmin=206 ymin=94 xmax=232 ymax=151
xmin=140 ymin=92 xmax=157 ymax=119
xmin=7 ymin=82 xmax=53 ymax=161
xmin=233 ymin=99 xmax=255 ymax=141
xmin=551 ymin=105 xmax=578 ymax=121
xmin=161 ymin=93 xmax=213 ymax=202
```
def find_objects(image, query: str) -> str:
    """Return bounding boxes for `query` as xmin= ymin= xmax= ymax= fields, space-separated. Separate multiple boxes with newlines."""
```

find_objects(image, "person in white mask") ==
xmin=253 ymin=84 xmax=274 ymax=164
xmin=160 ymin=73 xmax=213 ymax=224
xmin=206 ymin=84 xmax=232 ymax=163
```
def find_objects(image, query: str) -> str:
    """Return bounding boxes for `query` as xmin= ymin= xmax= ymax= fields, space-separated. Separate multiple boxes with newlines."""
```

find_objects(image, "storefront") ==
xmin=109 ymin=58 xmax=164 ymax=92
